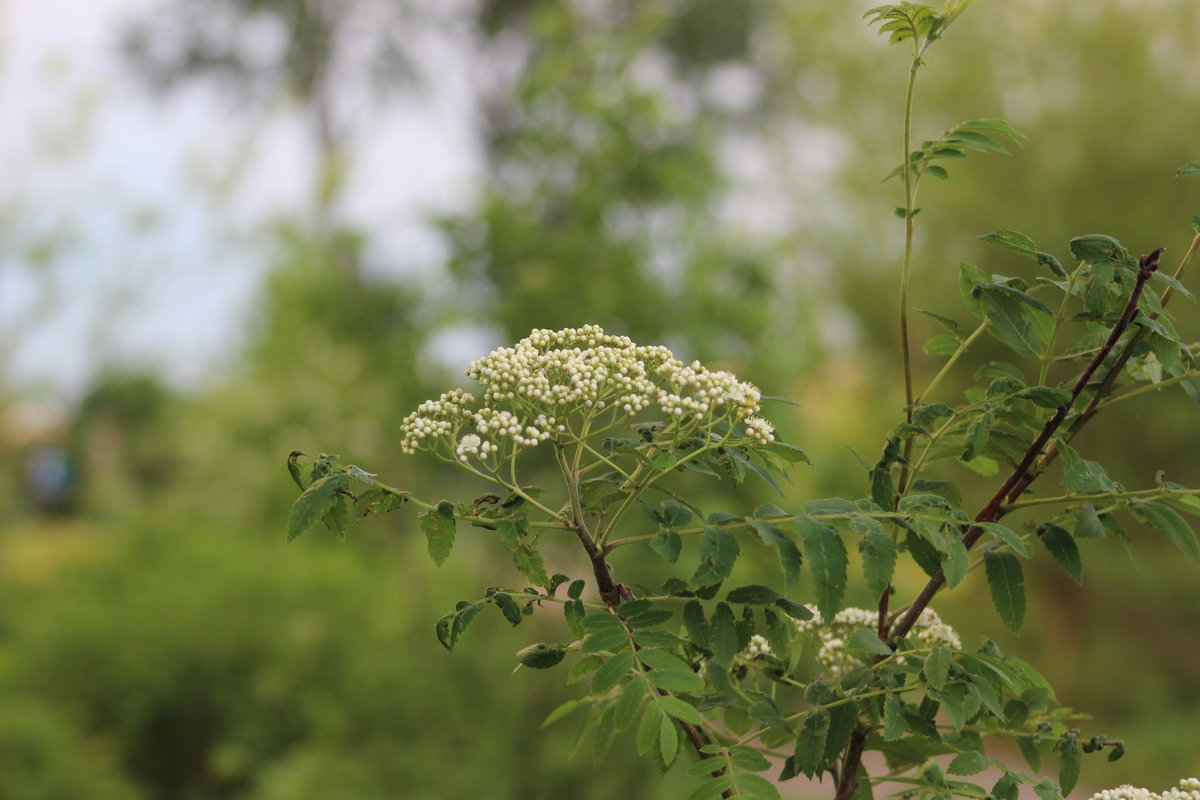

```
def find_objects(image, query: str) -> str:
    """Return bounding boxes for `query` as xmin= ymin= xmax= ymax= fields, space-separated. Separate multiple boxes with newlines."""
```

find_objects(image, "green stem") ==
xmin=914 ymin=319 xmax=988 ymax=405
xmin=1159 ymin=232 xmax=1200 ymax=307
xmin=1096 ymin=370 xmax=1200 ymax=409
xmin=1038 ymin=262 xmax=1084 ymax=385
xmin=1002 ymin=486 xmax=1199 ymax=512
xmin=555 ymin=443 xmax=588 ymax=538
xmin=457 ymin=458 xmax=567 ymax=522
xmin=898 ymin=52 xmax=921 ymax=424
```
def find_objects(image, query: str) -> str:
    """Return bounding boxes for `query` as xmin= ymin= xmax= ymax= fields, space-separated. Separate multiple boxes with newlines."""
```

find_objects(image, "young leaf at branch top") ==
xmin=287 ymin=472 xmax=351 ymax=543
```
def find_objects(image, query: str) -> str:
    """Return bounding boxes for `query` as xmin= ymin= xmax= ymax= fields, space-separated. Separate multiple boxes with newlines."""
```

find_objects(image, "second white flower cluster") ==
xmin=1089 ymin=779 xmax=1200 ymax=800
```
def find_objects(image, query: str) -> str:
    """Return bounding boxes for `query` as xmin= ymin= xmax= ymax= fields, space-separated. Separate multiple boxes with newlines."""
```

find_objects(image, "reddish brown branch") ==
xmin=834 ymin=728 xmax=868 ymax=800
xmin=888 ymin=247 xmax=1162 ymax=645
xmin=583 ymin=526 xmax=726 ymax=791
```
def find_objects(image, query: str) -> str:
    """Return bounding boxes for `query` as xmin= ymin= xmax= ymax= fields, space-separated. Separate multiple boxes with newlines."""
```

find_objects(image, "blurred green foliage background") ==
xmin=2 ymin=1 xmax=1199 ymax=797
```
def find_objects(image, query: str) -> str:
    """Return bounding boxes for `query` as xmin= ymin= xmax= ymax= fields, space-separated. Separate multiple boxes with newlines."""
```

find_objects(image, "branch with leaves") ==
xmin=281 ymin=3 xmax=1200 ymax=800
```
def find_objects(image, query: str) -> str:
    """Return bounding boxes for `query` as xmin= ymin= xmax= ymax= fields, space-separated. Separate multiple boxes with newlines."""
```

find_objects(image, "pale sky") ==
xmin=0 ymin=0 xmax=482 ymax=402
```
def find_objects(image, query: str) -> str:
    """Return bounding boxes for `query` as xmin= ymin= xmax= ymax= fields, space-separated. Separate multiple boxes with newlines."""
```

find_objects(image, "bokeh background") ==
xmin=2 ymin=1 xmax=1199 ymax=797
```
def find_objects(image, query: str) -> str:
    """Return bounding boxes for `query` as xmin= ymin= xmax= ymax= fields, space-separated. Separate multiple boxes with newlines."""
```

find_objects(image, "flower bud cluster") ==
xmin=1090 ymin=780 xmax=1200 ymax=800
xmin=795 ymin=606 xmax=961 ymax=674
xmin=401 ymin=326 xmax=775 ymax=461
xmin=745 ymin=634 xmax=772 ymax=658
xmin=400 ymin=389 xmax=475 ymax=454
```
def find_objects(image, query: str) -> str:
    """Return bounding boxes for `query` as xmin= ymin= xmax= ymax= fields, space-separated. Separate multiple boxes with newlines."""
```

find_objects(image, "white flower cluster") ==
xmin=400 ymin=326 xmax=776 ymax=460
xmin=400 ymin=389 xmax=475 ymax=455
xmin=745 ymin=634 xmax=772 ymax=658
xmin=795 ymin=606 xmax=961 ymax=674
xmin=1091 ymin=780 xmax=1200 ymax=800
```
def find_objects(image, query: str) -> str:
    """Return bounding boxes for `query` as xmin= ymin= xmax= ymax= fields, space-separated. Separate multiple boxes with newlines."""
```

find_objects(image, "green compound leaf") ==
xmin=564 ymin=599 xmax=586 ymax=639
xmin=639 ymin=649 xmax=705 ymax=693
xmin=774 ymin=597 xmax=814 ymax=620
xmin=650 ymin=528 xmax=682 ymax=563
xmin=947 ymin=750 xmax=989 ymax=776
xmin=729 ymin=746 xmax=772 ymax=773
xmin=793 ymin=709 xmax=830 ymax=778
xmin=582 ymin=627 xmax=628 ymax=653
xmin=658 ymin=695 xmax=703 ymax=726
xmin=984 ymin=550 xmax=1027 ymax=633
xmin=682 ymin=600 xmax=709 ymax=649
xmin=906 ymin=528 xmax=943 ymax=578
xmin=491 ymin=592 xmax=523 ymax=627
xmin=1131 ymin=501 xmax=1200 ymax=564
xmin=747 ymin=519 xmax=802 ymax=594
xmin=691 ymin=526 xmax=741 ymax=587
xmin=726 ymin=584 xmax=780 ymax=605
xmin=976 ymin=287 xmax=1043 ymax=359
xmin=734 ymin=773 xmax=782 ymax=800
xmin=286 ymin=450 xmax=308 ymax=489
xmin=322 ymin=493 xmax=350 ymax=540
xmin=636 ymin=703 xmax=659 ymax=756
xmin=688 ymin=774 xmax=734 ymax=800
xmin=796 ymin=515 xmax=848 ymax=621
xmin=592 ymin=650 xmax=636 ymax=694
xmin=942 ymin=536 xmax=970 ymax=589
xmin=762 ymin=440 xmax=812 ymax=464
xmin=511 ymin=545 xmax=550 ymax=588
xmin=916 ymin=308 xmax=962 ymax=334
xmin=659 ymin=711 xmax=679 ymax=766
xmin=859 ymin=530 xmax=897 ymax=600
xmin=613 ymin=680 xmax=644 ymax=732
xmin=496 ymin=517 xmax=549 ymax=586
xmin=1177 ymin=161 xmax=1200 ymax=177
xmin=1059 ymin=738 xmax=1082 ymax=796
xmin=287 ymin=472 xmax=350 ymax=542
xmin=418 ymin=500 xmax=457 ymax=566
xmin=709 ymin=602 xmax=739 ymax=666
xmin=848 ymin=628 xmax=894 ymax=658
xmin=1063 ymin=459 xmax=1116 ymax=494
xmin=1034 ymin=778 xmax=1063 ymax=800
xmin=1070 ymin=233 xmax=1130 ymax=265
xmin=1039 ymin=251 xmax=1068 ymax=278
xmin=1017 ymin=736 xmax=1043 ymax=771
xmin=356 ymin=485 xmax=409 ymax=516
xmin=1039 ymin=524 xmax=1083 ymax=584
xmin=883 ymin=693 xmax=908 ymax=741
xmin=541 ymin=698 xmax=586 ymax=729
xmin=591 ymin=702 xmax=617 ymax=765
xmin=924 ymin=646 xmax=951 ymax=690
xmin=961 ymin=411 xmax=993 ymax=461
xmin=1017 ymin=386 xmax=1073 ymax=409
xmin=994 ymin=774 xmax=1019 ymax=800
xmin=978 ymin=229 xmax=1038 ymax=260
xmin=747 ymin=699 xmax=788 ymax=729
xmin=823 ymin=702 xmax=857 ymax=762
xmin=763 ymin=608 xmax=792 ymax=661
xmin=960 ymin=262 xmax=989 ymax=317
xmin=1151 ymin=270 xmax=1195 ymax=301
xmin=660 ymin=500 xmax=694 ymax=527
xmin=434 ymin=601 xmax=480 ymax=652
xmin=978 ymin=521 xmax=1030 ymax=557
xmin=516 ymin=642 xmax=568 ymax=670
